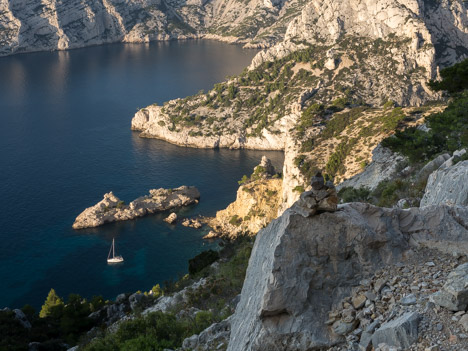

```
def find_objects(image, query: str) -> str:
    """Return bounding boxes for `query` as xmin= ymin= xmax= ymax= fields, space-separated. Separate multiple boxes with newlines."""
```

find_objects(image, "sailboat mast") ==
xmin=113 ymin=238 xmax=115 ymax=258
xmin=108 ymin=240 xmax=112 ymax=260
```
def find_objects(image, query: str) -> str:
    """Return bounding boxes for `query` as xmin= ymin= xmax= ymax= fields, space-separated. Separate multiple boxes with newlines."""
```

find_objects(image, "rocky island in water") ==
xmin=73 ymin=186 xmax=200 ymax=229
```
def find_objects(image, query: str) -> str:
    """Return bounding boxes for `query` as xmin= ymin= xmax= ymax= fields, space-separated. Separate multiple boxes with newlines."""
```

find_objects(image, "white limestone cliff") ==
xmin=0 ymin=0 xmax=306 ymax=56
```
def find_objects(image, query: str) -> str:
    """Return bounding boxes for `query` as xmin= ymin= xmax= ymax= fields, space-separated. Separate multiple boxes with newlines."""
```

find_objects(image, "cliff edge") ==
xmin=228 ymin=201 xmax=468 ymax=350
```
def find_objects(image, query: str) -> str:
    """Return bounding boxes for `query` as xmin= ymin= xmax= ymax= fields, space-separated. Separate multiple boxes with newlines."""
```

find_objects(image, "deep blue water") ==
xmin=0 ymin=41 xmax=283 ymax=309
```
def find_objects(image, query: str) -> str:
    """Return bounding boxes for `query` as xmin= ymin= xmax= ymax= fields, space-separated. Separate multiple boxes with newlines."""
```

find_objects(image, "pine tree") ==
xmin=39 ymin=288 xmax=64 ymax=318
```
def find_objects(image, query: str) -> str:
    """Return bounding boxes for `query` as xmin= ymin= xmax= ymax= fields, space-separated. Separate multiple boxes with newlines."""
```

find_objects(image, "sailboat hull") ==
xmin=107 ymin=238 xmax=124 ymax=263
xmin=107 ymin=255 xmax=124 ymax=263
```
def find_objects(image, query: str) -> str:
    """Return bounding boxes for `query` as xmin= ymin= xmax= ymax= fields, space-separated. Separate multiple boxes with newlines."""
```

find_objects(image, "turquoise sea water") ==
xmin=0 ymin=41 xmax=283 ymax=309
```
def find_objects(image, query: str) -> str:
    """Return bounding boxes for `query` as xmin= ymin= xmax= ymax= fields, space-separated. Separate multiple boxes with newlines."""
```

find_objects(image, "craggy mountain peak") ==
xmin=253 ymin=0 xmax=468 ymax=76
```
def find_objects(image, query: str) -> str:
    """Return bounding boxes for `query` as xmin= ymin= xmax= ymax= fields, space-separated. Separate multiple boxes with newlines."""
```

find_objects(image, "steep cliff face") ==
xmin=255 ymin=0 xmax=468 ymax=68
xmin=0 ymin=0 xmax=310 ymax=56
xmin=228 ymin=202 xmax=468 ymax=351
xmin=1 ymin=0 xmax=193 ymax=56
xmin=207 ymin=156 xmax=283 ymax=237
xmin=207 ymin=177 xmax=282 ymax=237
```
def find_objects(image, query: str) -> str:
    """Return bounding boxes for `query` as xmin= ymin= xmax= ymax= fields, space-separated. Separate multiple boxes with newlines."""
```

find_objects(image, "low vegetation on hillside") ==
xmin=339 ymin=58 xmax=468 ymax=207
xmin=152 ymin=35 xmax=430 ymax=140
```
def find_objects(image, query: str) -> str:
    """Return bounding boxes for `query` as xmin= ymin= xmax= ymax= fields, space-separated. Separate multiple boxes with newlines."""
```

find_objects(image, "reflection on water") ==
xmin=0 ymin=41 xmax=284 ymax=309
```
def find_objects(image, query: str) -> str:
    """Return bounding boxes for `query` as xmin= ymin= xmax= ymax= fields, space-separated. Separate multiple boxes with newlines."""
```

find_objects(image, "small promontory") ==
xmin=73 ymin=186 xmax=200 ymax=229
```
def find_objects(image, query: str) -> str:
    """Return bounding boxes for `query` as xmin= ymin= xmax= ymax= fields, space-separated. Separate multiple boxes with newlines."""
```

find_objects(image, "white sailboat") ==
xmin=107 ymin=238 xmax=124 ymax=263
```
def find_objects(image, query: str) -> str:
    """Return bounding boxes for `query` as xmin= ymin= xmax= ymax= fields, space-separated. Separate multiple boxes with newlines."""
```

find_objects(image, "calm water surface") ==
xmin=0 ymin=41 xmax=283 ymax=309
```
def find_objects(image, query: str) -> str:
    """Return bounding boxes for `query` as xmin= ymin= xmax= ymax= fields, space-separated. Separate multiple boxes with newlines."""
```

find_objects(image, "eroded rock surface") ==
xmin=337 ymin=145 xmax=405 ymax=191
xmin=73 ymin=186 xmax=200 ymax=229
xmin=421 ymin=159 xmax=468 ymax=207
xmin=228 ymin=202 xmax=468 ymax=351
xmin=207 ymin=156 xmax=282 ymax=237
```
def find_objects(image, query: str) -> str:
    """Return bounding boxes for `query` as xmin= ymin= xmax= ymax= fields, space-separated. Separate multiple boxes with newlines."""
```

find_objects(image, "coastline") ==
xmin=0 ymin=35 xmax=265 ymax=59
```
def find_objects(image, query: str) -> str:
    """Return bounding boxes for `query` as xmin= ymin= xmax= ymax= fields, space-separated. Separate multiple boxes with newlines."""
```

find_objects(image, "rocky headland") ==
xmin=72 ymin=186 xmax=200 ymax=229
xmin=206 ymin=156 xmax=282 ymax=238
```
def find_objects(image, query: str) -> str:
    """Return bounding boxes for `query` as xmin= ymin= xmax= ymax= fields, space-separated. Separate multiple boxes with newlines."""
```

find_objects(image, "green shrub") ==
xmin=428 ymin=57 xmax=468 ymax=94
xmin=383 ymin=100 xmax=396 ymax=109
xmin=229 ymin=215 xmax=242 ymax=226
xmin=151 ymin=284 xmax=163 ymax=298
xmin=40 ymin=289 xmax=64 ymax=319
xmin=238 ymin=175 xmax=249 ymax=185
xmin=338 ymin=187 xmax=371 ymax=203
xmin=382 ymin=92 xmax=468 ymax=162
xmin=383 ymin=59 xmax=468 ymax=163
xmin=194 ymin=311 xmax=215 ymax=334
xmin=293 ymin=185 xmax=305 ymax=193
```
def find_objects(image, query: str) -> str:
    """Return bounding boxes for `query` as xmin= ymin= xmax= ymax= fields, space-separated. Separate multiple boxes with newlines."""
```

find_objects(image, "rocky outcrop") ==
xmin=416 ymin=153 xmax=451 ymax=182
xmin=182 ymin=218 xmax=202 ymax=228
xmin=337 ymin=145 xmax=406 ymax=192
xmin=164 ymin=212 xmax=178 ymax=224
xmin=73 ymin=186 xmax=199 ymax=229
xmin=278 ymin=134 xmax=305 ymax=214
xmin=228 ymin=202 xmax=468 ymax=351
xmin=143 ymin=278 xmax=208 ymax=315
xmin=421 ymin=159 xmax=468 ymax=207
xmin=207 ymin=157 xmax=282 ymax=237
xmin=181 ymin=316 xmax=232 ymax=351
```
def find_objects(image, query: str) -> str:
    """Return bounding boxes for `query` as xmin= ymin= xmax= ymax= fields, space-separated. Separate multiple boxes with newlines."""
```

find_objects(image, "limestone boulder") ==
xmin=371 ymin=312 xmax=420 ymax=349
xmin=416 ymin=153 xmax=451 ymax=182
xmin=164 ymin=213 xmax=177 ymax=224
xmin=129 ymin=293 xmax=147 ymax=311
xmin=432 ymin=263 xmax=468 ymax=311
xmin=421 ymin=160 xmax=468 ymax=207
xmin=181 ymin=316 xmax=232 ymax=351
xmin=13 ymin=309 xmax=31 ymax=329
